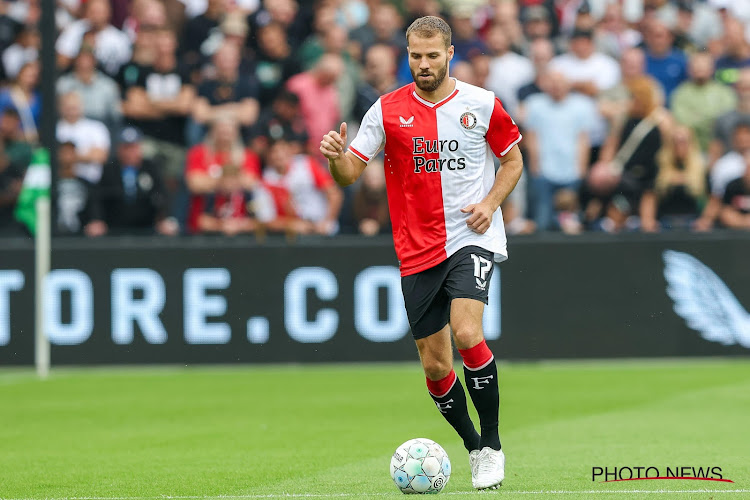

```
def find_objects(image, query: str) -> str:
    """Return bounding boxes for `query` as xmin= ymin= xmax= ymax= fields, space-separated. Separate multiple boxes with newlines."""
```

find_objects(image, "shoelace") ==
xmin=470 ymin=452 xmax=481 ymax=476
xmin=477 ymin=451 xmax=502 ymax=476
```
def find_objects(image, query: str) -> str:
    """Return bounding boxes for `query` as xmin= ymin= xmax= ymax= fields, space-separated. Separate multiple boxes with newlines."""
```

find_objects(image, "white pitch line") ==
xmin=3 ymin=491 xmax=749 ymax=500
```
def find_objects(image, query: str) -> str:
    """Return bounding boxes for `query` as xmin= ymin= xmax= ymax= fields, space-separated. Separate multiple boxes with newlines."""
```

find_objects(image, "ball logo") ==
xmin=433 ymin=476 xmax=445 ymax=489
xmin=460 ymin=112 xmax=477 ymax=130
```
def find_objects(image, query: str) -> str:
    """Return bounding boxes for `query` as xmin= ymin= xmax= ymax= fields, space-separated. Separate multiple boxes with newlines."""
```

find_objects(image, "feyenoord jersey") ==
xmin=348 ymin=79 xmax=522 ymax=276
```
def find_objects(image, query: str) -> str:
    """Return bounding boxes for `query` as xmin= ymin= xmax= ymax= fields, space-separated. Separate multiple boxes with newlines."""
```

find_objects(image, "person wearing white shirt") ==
xmin=55 ymin=0 xmax=132 ymax=76
xmin=484 ymin=24 xmax=534 ymax=119
xmin=56 ymin=92 xmax=111 ymax=184
xmin=550 ymin=28 xmax=621 ymax=149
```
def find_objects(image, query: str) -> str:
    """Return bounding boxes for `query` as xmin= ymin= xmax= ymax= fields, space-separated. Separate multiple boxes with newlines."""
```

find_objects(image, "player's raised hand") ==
xmin=461 ymin=202 xmax=493 ymax=234
xmin=320 ymin=122 xmax=348 ymax=160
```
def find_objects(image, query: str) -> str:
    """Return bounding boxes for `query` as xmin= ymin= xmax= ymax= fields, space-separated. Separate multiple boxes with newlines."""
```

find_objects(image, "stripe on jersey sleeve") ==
xmin=486 ymin=97 xmax=522 ymax=157
xmin=348 ymin=146 xmax=370 ymax=163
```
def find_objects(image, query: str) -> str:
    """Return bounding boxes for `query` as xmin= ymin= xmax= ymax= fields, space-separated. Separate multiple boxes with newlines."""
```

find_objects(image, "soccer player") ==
xmin=320 ymin=16 xmax=522 ymax=490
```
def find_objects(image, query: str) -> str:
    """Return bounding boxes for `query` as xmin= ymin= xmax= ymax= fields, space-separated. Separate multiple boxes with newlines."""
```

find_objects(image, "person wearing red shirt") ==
xmin=185 ymin=115 xmax=260 ymax=233
xmin=321 ymin=16 xmax=523 ymax=491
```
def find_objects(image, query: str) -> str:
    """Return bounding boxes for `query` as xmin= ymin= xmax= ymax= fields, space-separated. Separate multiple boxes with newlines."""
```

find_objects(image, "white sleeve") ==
xmin=348 ymin=99 xmax=385 ymax=164
xmin=91 ymin=121 xmax=111 ymax=151
xmin=56 ymin=22 xmax=84 ymax=58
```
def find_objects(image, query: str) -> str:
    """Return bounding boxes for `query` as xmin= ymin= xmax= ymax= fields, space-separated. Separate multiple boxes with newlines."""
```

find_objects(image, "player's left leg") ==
xmin=451 ymin=298 xmax=505 ymax=489
xmin=444 ymin=246 xmax=504 ymax=489
xmin=450 ymin=299 xmax=500 ymax=451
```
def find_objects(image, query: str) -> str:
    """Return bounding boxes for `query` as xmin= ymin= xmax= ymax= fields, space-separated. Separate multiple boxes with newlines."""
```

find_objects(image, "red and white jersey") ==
xmin=348 ymin=79 xmax=522 ymax=276
xmin=263 ymin=154 xmax=335 ymax=223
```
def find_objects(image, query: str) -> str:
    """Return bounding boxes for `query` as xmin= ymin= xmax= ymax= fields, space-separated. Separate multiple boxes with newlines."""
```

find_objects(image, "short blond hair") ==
xmin=406 ymin=16 xmax=452 ymax=48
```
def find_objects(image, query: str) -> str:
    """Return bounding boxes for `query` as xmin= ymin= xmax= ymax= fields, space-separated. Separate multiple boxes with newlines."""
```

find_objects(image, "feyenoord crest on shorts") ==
xmin=348 ymin=79 xmax=522 ymax=276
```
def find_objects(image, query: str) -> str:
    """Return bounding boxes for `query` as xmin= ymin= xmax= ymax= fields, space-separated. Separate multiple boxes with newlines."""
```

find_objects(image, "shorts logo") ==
xmin=460 ymin=112 xmax=477 ymax=130
xmin=470 ymin=253 xmax=492 ymax=290
xmin=399 ymin=115 xmax=414 ymax=127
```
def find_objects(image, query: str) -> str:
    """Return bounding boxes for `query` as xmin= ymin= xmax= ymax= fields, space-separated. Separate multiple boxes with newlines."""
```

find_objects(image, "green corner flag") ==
xmin=14 ymin=148 xmax=51 ymax=235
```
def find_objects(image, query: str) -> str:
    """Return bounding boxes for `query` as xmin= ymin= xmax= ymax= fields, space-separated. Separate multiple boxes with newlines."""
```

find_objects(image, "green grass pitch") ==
xmin=1 ymin=359 xmax=749 ymax=499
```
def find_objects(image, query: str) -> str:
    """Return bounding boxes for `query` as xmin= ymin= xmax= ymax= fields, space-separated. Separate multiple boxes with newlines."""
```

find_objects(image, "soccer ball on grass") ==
xmin=390 ymin=438 xmax=451 ymax=494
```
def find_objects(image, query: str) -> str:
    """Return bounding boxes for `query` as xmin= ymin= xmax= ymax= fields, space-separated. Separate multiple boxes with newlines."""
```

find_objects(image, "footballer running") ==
xmin=320 ymin=16 xmax=523 ymax=490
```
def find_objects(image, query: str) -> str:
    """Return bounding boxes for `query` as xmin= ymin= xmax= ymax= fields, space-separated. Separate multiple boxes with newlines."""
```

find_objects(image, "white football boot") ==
xmin=472 ymin=447 xmax=505 ymax=490
xmin=469 ymin=448 xmax=481 ymax=483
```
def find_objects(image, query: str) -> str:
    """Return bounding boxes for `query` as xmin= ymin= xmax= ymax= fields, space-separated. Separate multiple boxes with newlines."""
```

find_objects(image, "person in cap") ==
xmin=93 ymin=126 xmax=179 ymax=236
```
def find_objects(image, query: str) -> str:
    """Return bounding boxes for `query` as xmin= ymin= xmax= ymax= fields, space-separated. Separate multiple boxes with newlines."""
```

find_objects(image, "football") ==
xmin=390 ymin=438 xmax=451 ymax=494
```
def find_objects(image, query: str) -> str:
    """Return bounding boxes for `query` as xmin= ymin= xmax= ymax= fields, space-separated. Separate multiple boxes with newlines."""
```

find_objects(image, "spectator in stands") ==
xmin=492 ymin=0 xmax=523 ymax=50
xmin=116 ymin=13 xmax=162 ymax=91
xmin=185 ymin=115 xmax=261 ymax=233
xmin=55 ymin=0 xmax=132 ymax=76
xmin=286 ymin=53 xmax=344 ymax=154
xmin=654 ymin=125 xmax=707 ymax=229
xmin=671 ymin=52 xmax=736 ymax=154
xmin=251 ymin=89 xmax=308 ymax=157
xmin=55 ymin=141 xmax=98 ymax=236
xmin=595 ymin=1 xmax=641 ymax=59
xmin=352 ymin=44 xmax=398 ymax=124
xmin=2 ymin=25 xmax=39 ymax=81
xmin=121 ymin=0 xmax=169 ymax=43
xmin=711 ymin=69 xmax=750 ymax=166
xmin=0 ymin=60 xmax=40 ymax=144
xmin=586 ymin=76 xmax=664 ymax=232
xmin=524 ymin=70 xmax=595 ymax=232
xmin=0 ymin=109 xmax=31 ymax=169
xmin=309 ymin=25 xmax=360 ymax=123
xmin=190 ymin=41 xmax=260 ymax=144
xmin=180 ymin=0 xmax=229 ymax=69
xmin=0 ymin=140 xmax=24 ymax=235
xmin=197 ymin=162 xmax=258 ymax=236
xmin=56 ymin=47 xmax=123 ymax=132
xmin=262 ymin=137 xmax=343 ymax=235
xmin=672 ymin=0 xmax=722 ymax=52
xmin=247 ymin=0 xmax=310 ymax=52
xmin=297 ymin=5 xmax=339 ymax=65
xmin=349 ymin=2 xmax=406 ymax=61
xmin=94 ymin=127 xmax=178 ymax=236
xmin=550 ymin=27 xmax=620 ymax=161
xmin=352 ymin=157 xmax=389 ymax=236
xmin=642 ymin=18 xmax=688 ymax=101
xmin=720 ymin=151 xmax=750 ymax=230
xmin=517 ymin=37 xmax=555 ymax=106
xmin=714 ymin=17 xmax=750 ymax=86
xmin=55 ymin=91 xmax=110 ymax=184
xmin=695 ymin=119 xmax=750 ymax=231
xmin=599 ymin=47 xmax=650 ymax=125
xmin=485 ymin=23 xmax=533 ymax=118
xmin=122 ymin=28 xmax=195 ymax=195
xmin=449 ymin=4 xmax=487 ymax=61
xmin=253 ymin=22 xmax=302 ymax=106
xmin=519 ymin=5 xmax=561 ymax=55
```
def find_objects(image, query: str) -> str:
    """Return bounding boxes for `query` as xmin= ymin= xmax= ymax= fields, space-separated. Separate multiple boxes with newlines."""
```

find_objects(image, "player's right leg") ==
xmin=414 ymin=326 xmax=480 ymax=452
xmin=402 ymin=264 xmax=480 ymax=453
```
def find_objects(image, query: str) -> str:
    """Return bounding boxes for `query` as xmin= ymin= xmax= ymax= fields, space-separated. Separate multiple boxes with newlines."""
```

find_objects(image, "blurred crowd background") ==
xmin=2 ymin=0 xmax=750 ymax=238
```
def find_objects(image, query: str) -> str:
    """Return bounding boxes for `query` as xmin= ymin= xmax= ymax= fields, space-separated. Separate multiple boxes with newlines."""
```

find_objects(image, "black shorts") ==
xmin=401 ymin=245 xmax=495 ymax=340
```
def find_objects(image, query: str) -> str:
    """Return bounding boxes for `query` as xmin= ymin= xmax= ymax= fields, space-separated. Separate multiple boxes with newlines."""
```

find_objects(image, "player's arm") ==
xmin=462 ymin=145 xmax=524 ymax=234
xmin=320 ymin=122 xmax=368 ymax=187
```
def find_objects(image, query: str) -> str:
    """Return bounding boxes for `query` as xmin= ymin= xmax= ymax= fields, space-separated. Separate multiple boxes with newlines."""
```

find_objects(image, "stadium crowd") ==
xmin=2 ymin=0 xmax=750 ymax=237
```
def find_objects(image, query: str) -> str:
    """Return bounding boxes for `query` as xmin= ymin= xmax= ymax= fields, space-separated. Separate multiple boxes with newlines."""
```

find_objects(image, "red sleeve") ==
xmin=185 ymin=145 xmax=207 ymax=176
xmin=486 ymin=98 xmax=522 ymax=157
xmin=309 ymin=158 xmax=334 ymax=189
xmin=243 ymin=149 xmax=262 ymax=177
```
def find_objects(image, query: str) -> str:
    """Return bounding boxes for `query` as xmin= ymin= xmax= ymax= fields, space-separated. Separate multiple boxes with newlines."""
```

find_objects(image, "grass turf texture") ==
xmin=0 ymin=359 xmax=749 ymax=499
